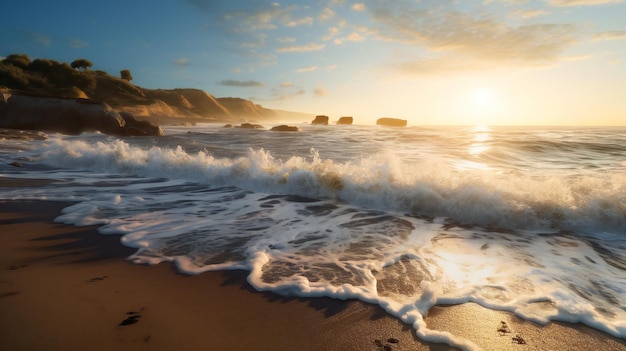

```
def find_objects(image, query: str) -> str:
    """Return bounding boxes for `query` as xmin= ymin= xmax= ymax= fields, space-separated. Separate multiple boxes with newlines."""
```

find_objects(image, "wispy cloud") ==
xmin=277 ymin=37 xmax=296 ymax=43
xmin=319 ymin=7 xmax=335 ymax=20
xmin=28 ymin=31 xmax=51 ymax=47
xmin=547 ymin=0 xmax=624 ymax=6
xmin=218 ymin=79 xmax=265 ymax=87
xmin=351 ymin=3 xmax=366 ymax=11
xmin=593 ymin=30 xmax=626 ymax=41
xmin=509 ymin=9 xmax=550 ymax=19
xmin=365 ymin=5 xmax=580 ymax=73
xmin=285 ymin=17 xmax=314 ymax=27
xmin=314 ymin=87 xmax=328 ymax=97
xmin=270 ymin=86 xmax=306 ymax=101
xmin=173 ymin=58 xmax=189 ymax=66
xmin=346 ymin=32 xmax=366 ymax=42
xmin=69 ymin=39 xmax=88 ymax=48
xmin=276 ymin=43 xmax=325 ymax=53
xmin=296 ymin=66 xmax=318 ymax=73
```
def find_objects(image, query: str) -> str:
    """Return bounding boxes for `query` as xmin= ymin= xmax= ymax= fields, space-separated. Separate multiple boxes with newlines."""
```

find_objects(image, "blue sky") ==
xmin=2 ymin=0 xmax=625 ymax=125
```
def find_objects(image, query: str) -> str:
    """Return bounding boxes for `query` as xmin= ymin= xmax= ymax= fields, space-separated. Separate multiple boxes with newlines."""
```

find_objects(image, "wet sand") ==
xmin=1 ymin=195 xmax=625 ymax=350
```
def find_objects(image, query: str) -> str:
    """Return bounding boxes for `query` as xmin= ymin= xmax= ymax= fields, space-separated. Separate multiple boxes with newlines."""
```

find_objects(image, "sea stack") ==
xmin=337 ymin=116 xmax=353 ymax=125
xmin=376 ymin=118 xmax=407 ymax=127
xmin=270 ymin=125 xmax=301 ymax=132
xmin=311 ymin=115 xmax=329 ymax=125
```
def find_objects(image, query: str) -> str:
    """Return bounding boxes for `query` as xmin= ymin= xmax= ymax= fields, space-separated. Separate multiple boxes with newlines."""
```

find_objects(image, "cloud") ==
xmin=28 ymin=31 xmax=51 ymax=47
xmin=277 ymin=37 xmax=296 ymax=43
xmin=280 ymin=82 xmax=294 ymax=88
xmin=218 ymin=79 xmax=265 ymax=87
xmin=547 ymin=0 xmax=624 ymax=6
xmin=69 ymin=39 xmax=88 ymax=48
xmin=351 ymin=3 xmax=366 ymax=11
xmin=509 ymin=9 xmax=550 ymax=19
xmin=276 ymin=43 xmax=325 ymax=53
xmin=285 ymin=17 xmax=314 ymax=27
xmin=593 ymin=30 xmax=626 ymax=41
xmin=270 ymin=87 xmax=306 ymax=101
xmin=367 ymin=6 xmax=580 ymax=73
xmin=314 ymin=87 xmax=328 ymax=97
xmin=484 ymin=0 xmax=529 ymax=4
xmin=296 ymin=66 xmax=318 ymax=73
xmin=173 ymin=58 xmax=189 ymax=66
xmin=320 ymin=7 xmax=335 ymax=20
xmin=347 ymin=32 xmax=366 ymax=42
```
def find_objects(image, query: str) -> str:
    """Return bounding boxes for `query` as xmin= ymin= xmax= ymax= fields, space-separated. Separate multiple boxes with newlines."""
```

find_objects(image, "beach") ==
xmin=1 ymin=193 xmax=625 ymax=350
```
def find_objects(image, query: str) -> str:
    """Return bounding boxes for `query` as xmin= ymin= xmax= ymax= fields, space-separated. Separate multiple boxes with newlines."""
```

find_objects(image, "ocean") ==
xmin=1 ymin=123 xmax=625 ymax=350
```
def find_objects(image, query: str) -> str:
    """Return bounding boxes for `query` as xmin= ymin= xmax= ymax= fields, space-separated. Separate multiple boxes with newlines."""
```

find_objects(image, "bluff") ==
xmin=0 ymin=54 xmax=308 ymax=126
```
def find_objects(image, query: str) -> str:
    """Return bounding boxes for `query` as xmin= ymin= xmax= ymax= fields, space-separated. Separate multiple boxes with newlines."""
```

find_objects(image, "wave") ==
xmin=37 ymin=137 xmax=626 ymax=235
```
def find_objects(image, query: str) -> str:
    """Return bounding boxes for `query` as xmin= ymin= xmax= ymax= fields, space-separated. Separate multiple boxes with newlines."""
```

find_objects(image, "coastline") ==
xmin=1 ymin=193 xmax=625 ymax=350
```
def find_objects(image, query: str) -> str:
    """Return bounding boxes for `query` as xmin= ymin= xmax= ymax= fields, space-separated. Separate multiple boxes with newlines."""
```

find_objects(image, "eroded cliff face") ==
xmin=138 ymin=88 xmax=231 ymax=119
xmin=0 ymin=89 xmax=163 ymax=136
xmin=116 ymin=99 xmax=181 ymax=118
xmin=217 ymin=97 xmax=277 ymax=120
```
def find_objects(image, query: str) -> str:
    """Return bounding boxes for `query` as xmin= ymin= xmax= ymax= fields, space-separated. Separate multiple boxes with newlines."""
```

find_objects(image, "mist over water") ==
xmin=1 ymin=124 xmax=625 ymax=350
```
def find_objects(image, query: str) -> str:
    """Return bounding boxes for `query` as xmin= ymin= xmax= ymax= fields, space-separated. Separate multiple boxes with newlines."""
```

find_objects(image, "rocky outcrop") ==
xmin=118 ymin=112 xmax=164 ymax=136
xmin=376 ymin=117 xmax=407 ymax=127
xmin=337 ymin=116 xmax=353 ymax=125
xmin=0 ymin=89 xmax=162 ymax=136
xmin=270 ymin=125 xmax=301 ymax=132
xmin=311 ymin=115 xmax=329 ymax=125
xmin=237 ymin=123 xmax=264 ymax=129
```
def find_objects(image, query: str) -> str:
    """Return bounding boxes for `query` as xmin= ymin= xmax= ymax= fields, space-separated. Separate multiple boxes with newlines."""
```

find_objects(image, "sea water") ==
xmin=1 ymin=124 xmax=625 ymax=350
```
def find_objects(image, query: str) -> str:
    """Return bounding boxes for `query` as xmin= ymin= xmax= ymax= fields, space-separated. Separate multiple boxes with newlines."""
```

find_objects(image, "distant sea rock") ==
xmin=376 ymin=117 xmax=407 ymax=127
xmin=270 ymin=125 xmax=301 ymax=132
xmin=237 ymin=123 xmax=264 ymax=129
xmin=337 ymin=116 xmax=353 ymax=125
xmin=0 ymin=89 xmax=163 ymax=136
xmin=312 ymin=115 xmax=329 ymax=125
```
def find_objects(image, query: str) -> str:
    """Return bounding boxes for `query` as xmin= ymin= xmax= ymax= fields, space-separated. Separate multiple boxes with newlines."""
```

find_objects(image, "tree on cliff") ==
xmin=2 ymin=54 xmax=31 ymax=69
xmin=71 ymin=58 xmax=92 ymax=71
xmin=120 ymin=69 xmax=133 ymax=81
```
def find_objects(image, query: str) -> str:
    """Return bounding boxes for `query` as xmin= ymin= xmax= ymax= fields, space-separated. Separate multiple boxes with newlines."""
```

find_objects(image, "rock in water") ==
xmin=238 ymin=123 xmax=264 ymax=129
xmin=376 ymin=118 xmax=407 ymax=127
xmin=311 ymin=115 xmax=329 ymax=125
xmin=337 ymin=116 xmax=353 ymax=125
xmin=270 ymin=125 xmax=301 ymax=132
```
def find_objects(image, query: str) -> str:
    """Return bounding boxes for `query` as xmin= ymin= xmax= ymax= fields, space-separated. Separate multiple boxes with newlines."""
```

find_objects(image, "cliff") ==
xmin=0 ymin=54 xmax=309 ymax=125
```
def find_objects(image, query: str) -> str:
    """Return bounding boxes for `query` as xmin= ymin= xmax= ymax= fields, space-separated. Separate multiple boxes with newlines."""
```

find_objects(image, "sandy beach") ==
xmin=1 ymin=193 xmax=625 ymax=350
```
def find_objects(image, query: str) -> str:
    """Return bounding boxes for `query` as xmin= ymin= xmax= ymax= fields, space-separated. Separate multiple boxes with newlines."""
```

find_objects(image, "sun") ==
xmin=472 ymin=89 xmax=493 ymax=107
xmin=465 ymin=88 xmax=500 ymax=126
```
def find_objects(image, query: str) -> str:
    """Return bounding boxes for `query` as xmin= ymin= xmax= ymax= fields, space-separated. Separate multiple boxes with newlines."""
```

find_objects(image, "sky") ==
xmin=1 ymin=0 xmax=625 ymax=126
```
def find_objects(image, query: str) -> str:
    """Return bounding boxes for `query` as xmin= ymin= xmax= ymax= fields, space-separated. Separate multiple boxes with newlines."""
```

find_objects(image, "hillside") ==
xmin=0 ymin=54 xmax=310 ymax=124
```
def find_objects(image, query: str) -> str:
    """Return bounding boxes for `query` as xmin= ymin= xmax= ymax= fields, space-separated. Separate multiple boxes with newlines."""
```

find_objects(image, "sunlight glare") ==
xmin=473 ymin=89 xmax=493 ymax=107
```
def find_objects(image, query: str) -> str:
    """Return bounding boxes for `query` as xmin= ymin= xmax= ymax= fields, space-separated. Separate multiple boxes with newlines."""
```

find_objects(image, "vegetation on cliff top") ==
xmin=0 ymin=54 xmax=147 ymax=106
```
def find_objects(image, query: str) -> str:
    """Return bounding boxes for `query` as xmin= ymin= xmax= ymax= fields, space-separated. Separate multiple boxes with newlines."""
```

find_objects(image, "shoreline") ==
xmin=1 ymin=196 xmax=625 ymax=350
